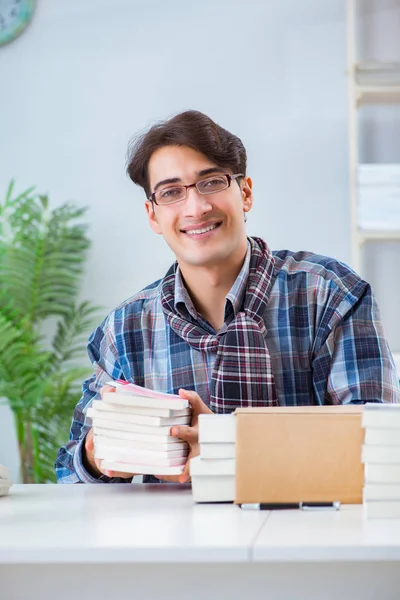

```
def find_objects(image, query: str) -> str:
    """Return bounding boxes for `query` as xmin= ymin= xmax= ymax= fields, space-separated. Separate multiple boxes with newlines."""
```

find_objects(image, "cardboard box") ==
xmin=234 ymin=406 xmax=364 ymax=504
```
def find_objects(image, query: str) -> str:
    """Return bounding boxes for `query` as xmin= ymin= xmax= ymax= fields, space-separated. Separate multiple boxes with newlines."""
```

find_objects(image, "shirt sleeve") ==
xmin=312 ymin=282 xmax=400 ymax=405
xmin=55 ymin=318 xmax=133 ymax=484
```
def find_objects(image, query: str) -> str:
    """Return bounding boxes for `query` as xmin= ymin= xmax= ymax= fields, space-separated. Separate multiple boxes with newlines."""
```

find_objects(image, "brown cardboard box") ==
xmin=234 ymin=406 xmax=364 ymax=504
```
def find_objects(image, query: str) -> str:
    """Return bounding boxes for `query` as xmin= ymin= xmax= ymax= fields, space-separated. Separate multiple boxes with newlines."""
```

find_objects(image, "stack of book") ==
xmin=87 ymin=381 xmax=191 ymax=476
xmin=362 ymin=404 xmax=400 ymax=518
xmin=0 ymin=465 xmax=12 ymax=497
xmin=357 ymin=164 xmax=400 ymax=231
xmin=190 ymin=414 xmax=236 ymax=503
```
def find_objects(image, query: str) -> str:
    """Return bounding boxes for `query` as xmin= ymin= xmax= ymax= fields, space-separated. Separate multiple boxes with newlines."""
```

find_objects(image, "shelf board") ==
xmin=356 ymin=86 xmax=400 ymax=105
xmin=358 ymin=229 xmax=400 ymax=243
xmin=353 ymin=63 xmax=400 ymax=105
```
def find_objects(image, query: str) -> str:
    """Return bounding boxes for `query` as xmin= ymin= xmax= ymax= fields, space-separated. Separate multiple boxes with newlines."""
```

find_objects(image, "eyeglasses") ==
xmin=149 ymin=173 xmax=244 ymax=206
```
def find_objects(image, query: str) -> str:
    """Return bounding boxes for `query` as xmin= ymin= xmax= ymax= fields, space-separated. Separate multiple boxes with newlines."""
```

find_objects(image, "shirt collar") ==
xmin=174 ymin=240 xmax=251 ymax=323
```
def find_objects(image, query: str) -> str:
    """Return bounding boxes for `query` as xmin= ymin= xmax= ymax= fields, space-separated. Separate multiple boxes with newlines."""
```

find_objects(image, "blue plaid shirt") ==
xmin=56 ymin=242 xmax=400 ymax=483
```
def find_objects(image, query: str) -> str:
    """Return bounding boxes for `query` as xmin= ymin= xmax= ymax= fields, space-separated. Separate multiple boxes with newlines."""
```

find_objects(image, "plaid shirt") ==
xmin=56 ymin=242 xmax=400 ymax=483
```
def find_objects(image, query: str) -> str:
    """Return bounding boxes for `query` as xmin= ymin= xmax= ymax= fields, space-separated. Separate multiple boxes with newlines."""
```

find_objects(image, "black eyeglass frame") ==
xmin=148 ymin=173 xmax=244 ymax=205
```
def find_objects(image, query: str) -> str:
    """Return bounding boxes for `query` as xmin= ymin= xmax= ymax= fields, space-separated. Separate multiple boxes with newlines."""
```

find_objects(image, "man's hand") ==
xmin=83 ymin=385 xmax=134 ymax=479
xmin=155 ymin=389 xmax=213 ymax=484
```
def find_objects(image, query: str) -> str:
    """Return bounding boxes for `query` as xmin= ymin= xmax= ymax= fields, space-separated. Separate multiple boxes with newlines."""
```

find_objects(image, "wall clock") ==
xmin=0 ymin=0 xmax=35 ymax=47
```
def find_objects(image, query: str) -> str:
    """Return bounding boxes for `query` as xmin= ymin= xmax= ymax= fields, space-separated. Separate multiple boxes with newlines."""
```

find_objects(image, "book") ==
xmin=93 ymin=426 xmax=181 ymax=444
xmin=363 ymin=483 xmax=400 ymax=501
xmin=198 ymin=414 xmax=236 ymax=443
xmin=190 ymin=456 xmax=235 ymax=503
xmin=365 ymin=463 xmax=400 ymax=484
xmin=100 ymin=459 xmax=184 ymax=476
xmin=190 ymin=456 xmax=236 ymax=476
xmin=0 ymin=483 xmax=11 ymax=497
xmin=362 ymin=444 xmax=400 ymax=464
xmin=0 ymin=465 xmax=9 ymax=480
xmin=106 ymin=380 xmax=183 ymax=400
xmin=88 ymin=411 xmax=177 ymax=436
xmin=94 ymin=433 xmax=188 ymax=452
xmin=199 ymin=442 xmax=236 ymax=459
xmin=364 ymin=428 xmax=400 ymax=446
xmin=191 ymin=475 xmax=235 ymax=503
xmin=95 ymin=443 xmax=188 ymax=460
xmin=90 ymin=401 xmax=191 ymax=426
xmin=91 ymin=400 xmax=191 ymax=419
xmin=102 ymin=391 xmax=189 ymax=411
xmin=95 ymin=448 xmax=187 ymax=466
xmin=362 ymin=404 xmax=400 ymax=429
xmin=364 ymin=500 xmax=400 ymax=519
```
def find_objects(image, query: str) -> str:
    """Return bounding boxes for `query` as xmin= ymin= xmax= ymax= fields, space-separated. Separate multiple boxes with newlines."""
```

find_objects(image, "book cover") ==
xmin=100 ymin=459 xmax=184 ymax=476
xmin=91 ymin=401 xmax=190 ymax=426
xmin=91 ymin=400 xmax=191 ymax=419
xmin=94 ymin=433 xmax=188 ymax=452
xmin=93 ymin=426 xmax=180 ymax=444
xmin=199 ymin=442 xmax=236 ymax=459
xmin=102 ymin=391 xmax=189 ymax=411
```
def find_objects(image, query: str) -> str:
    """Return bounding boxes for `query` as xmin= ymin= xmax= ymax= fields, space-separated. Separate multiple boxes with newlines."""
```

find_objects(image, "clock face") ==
xmin=0 ymin=0 xmax=35 ymax=47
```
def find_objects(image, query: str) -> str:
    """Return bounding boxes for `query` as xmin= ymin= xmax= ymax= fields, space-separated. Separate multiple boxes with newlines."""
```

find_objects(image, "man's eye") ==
xmin=202 ymin=177 xmax=226 ymax=188
xmin=160 ymin=187 xmax=182 ymax=199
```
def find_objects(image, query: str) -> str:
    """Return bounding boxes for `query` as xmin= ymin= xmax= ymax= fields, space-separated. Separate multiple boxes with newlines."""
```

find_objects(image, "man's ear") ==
xmin=145 ymin=201 xmax=162 ymax=235
xmin=241 ymin=176 xmax=253 ymax=215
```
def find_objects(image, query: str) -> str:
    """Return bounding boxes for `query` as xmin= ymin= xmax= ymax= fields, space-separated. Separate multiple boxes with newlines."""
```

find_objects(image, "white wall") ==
xmin=0 ymin=0 xmax=398 ymax=481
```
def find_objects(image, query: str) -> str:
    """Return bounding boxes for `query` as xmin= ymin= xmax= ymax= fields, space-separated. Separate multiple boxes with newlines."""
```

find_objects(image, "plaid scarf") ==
xmin=160 ymin=237 xmax=278 ymax=413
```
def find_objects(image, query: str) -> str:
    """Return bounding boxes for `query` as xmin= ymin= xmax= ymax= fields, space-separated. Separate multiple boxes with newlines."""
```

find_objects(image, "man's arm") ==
xmin=312 ymin=282 xmax=400 ymax=405
xmin=55 ymin=321 xmax=133 ymax=484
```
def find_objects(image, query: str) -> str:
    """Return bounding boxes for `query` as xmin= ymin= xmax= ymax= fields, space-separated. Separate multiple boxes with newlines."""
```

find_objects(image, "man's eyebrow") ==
xmin=153 ymin=177 xmax=181 ymax=192
xmin=153 ymin=168 xmax=226 ymax=193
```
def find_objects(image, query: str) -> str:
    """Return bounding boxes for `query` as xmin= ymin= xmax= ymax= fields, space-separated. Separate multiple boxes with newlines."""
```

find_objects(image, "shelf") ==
xmin=356 ymin=86 xmax=400 ymax=105
xmin=355 ymin=62 xmax=400 ymax=87
xmin=358 ymin=229 xmax=400 ymax=243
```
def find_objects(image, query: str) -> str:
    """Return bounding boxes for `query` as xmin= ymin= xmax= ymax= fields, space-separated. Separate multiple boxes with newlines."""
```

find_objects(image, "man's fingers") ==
xmin=154 ymin=474 xmax=181 ymax=483
xmin=170 ymin=424 xmax=197 ymax=444
xmin=178 ymin=460 xmax=191 ymax=484
xmin=178 ymin=389 xmax=213 ymax=415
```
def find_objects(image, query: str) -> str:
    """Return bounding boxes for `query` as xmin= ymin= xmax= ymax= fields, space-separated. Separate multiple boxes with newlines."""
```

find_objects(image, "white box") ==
xmin=198 ymin=414 xmax=236 ymax=443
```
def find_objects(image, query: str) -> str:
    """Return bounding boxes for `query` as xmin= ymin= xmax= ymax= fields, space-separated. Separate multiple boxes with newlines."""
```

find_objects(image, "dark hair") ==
xmin=126 ymin=110 xmax=247 ymax=198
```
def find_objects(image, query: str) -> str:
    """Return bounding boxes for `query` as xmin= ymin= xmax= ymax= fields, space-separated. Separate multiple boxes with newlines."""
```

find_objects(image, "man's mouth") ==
xmin=181 ymin=222 xmax=222 ymax=236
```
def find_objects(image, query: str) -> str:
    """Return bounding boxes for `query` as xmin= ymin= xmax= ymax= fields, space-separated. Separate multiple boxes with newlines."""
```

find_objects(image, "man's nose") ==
xmin=183 ymin=186 xmax=213 ymax=217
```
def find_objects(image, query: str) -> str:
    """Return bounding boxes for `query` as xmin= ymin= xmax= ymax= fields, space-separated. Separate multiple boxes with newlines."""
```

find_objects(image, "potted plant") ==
xmin=0 ymin=181 xmax=99 ymax=483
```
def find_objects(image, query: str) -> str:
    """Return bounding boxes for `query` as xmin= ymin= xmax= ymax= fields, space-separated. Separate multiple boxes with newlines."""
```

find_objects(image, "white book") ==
xmin=191 ymin=475 xmax=235 ymax=503
xmin=198 ymin=414 xmax=236 ymax=443
xmin=365 ymin=463 xmax=400 ymax=484
xmin=364 ymin=500 xmax=400 ymax=519
xmin=88 ymin=412 xmax=175 ymax=436
xmin=93 ymin=426 xmax=180 ymax=444
xmin=363 ymin=483 xmax=400 ymax=501
xmin=0 ymin=483 xmax=11 ymax=497
xmin=190 ymin=456 xmax=236 ymax=476
xmin=103 ymin=389 xmax=189 ymax=411
xmin=190 ymin=457 xmax=235 ymax=502
xmin=200 ymin=442 xmax=236 ymax=459
xmin=362 ymin=444 xmax=400 ymax=464
xmin=94 ymin=433 xmax=188 ymax=452
xmin=92 ymin=400 xmax=191 ymax=419
xmin=96 ymin=447 xmax=187 ymax=466
xmin=362 ymin=404 xmax=400 ymax=429
xmin=0 ymin=465 xmax=10 ymax=480
xmin=101 ymin=459 xmax=184 ymax=476
xmin=89 ymin=404 xmax=190 ymax=427
xmin=95 ymin=444 xmax=187 ymax=461
xmin=364 ymin=428 xmax=400 ymax=446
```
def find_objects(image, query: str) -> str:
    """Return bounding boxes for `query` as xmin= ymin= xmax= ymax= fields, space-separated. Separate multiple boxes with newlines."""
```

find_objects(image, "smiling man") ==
xmin=56 ymin=110 xmax=400 ymax=485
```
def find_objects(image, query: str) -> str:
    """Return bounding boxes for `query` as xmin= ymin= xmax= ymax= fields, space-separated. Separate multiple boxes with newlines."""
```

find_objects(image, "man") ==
xmin=56 ymin=110 xmax=400 ymax=485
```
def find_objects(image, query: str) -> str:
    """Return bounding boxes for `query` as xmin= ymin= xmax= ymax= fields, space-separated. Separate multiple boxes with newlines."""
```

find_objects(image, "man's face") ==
xmin=145 ymin=145 xmax=253 ymax=271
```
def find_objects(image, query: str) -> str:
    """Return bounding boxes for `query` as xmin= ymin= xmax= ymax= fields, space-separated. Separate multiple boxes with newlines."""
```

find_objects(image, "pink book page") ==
xmin=106 ymin=380 xmax=183 ymax=401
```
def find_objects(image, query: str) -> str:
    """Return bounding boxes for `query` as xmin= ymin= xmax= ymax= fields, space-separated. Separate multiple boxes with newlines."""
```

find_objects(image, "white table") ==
xmin=1 ymin=484 xmax=400 ymax=600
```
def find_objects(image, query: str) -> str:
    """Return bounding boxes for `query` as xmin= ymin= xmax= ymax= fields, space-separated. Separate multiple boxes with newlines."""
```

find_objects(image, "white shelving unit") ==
xmin=347 ymin=0 xmax=400 ymax=275
xmin=346 ymin=0 xmax=400 ymax=376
